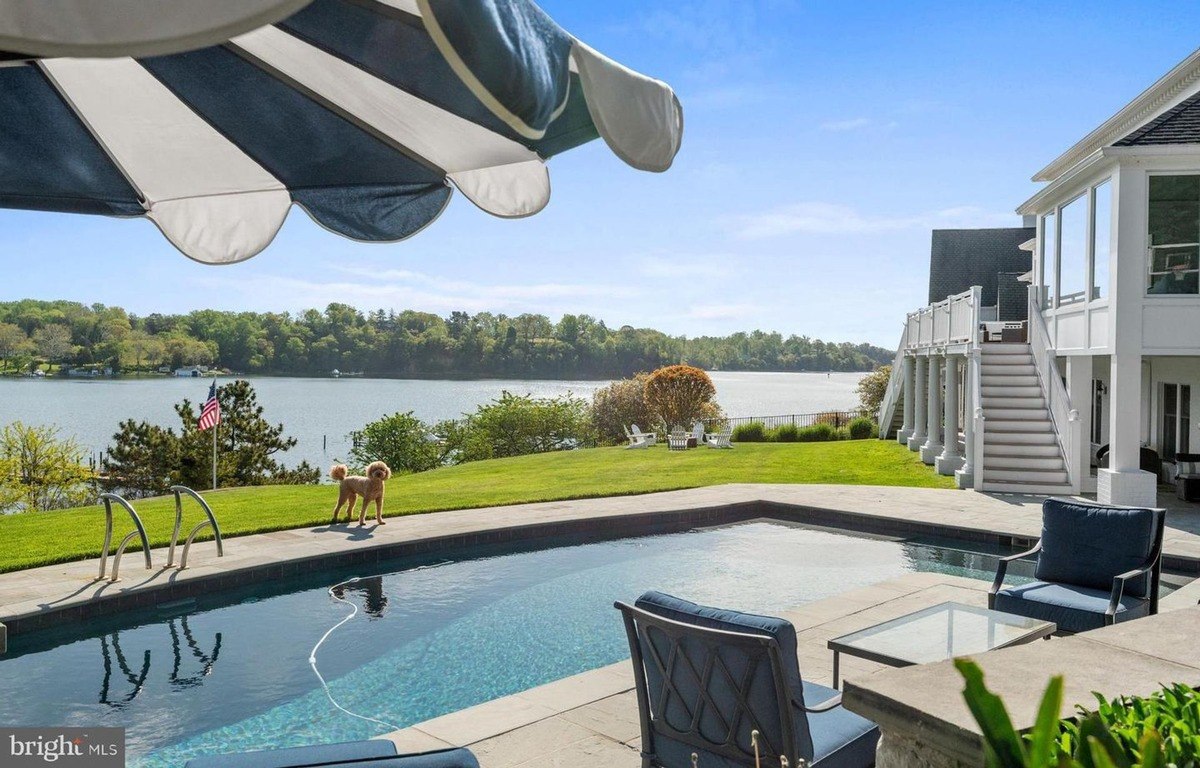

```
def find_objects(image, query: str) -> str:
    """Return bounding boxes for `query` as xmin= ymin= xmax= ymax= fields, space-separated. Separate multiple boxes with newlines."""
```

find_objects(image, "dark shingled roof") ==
xmin=928 ymin=228 xmax=1033 ymax=306
xmin=1116 ymin=92 xmax=1200 ymax=146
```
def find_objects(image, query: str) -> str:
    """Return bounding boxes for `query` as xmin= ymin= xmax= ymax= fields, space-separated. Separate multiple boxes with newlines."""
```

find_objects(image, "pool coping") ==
xmin=3 ymin=483 xmax=1200 ymax=639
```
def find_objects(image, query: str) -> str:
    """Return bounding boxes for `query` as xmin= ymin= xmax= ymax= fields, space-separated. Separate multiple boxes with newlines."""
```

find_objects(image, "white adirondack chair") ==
xmin=667 ymin=425 xmax=689 ymax=451
xmin=624 ymin=424 xmax=652 ymax=449
xmin=691 ymin=421 xmax=705 ymax=445
xmin=630 ymin=424 xmax=658 ymax=446
xmin=706 ymin=426 xmax=733 ymax=449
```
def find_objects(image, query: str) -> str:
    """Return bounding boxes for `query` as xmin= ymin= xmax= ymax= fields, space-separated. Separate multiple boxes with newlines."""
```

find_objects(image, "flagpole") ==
xmin=212 ymin=417 xmax=218 ymax=491
xmin=211 ymin=379 xmax=218 ymax=492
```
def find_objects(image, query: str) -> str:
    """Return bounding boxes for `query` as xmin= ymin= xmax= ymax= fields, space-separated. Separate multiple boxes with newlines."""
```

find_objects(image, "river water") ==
xmin=0 ymin=371 xmax=865 ymax=468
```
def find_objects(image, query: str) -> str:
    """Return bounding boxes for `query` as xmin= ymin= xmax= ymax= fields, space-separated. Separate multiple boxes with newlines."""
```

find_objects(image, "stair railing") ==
xmin=97 ymin=493 xmax=152 ymax=582
xmin=166 ymin=486 xmax=224 ymax=570
xmin=876 ymin=322 xmax=910 ymax=437
xmin=1026 ymin=286 xmax=1080 ymax=490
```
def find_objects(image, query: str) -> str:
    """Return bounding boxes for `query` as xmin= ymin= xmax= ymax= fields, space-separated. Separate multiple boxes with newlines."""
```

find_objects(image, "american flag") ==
xmin=198 ymin=382 xmax=221 ymax=431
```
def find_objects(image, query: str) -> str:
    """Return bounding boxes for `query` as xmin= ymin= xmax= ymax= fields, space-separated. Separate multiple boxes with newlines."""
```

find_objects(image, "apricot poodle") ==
xmin=330 ymin=461 xmax=392 ymax=526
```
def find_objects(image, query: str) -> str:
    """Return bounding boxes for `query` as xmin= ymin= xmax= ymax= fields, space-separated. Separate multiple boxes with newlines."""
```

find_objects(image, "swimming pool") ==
xmin=0 ymin=520 xmax=1035 ymax=767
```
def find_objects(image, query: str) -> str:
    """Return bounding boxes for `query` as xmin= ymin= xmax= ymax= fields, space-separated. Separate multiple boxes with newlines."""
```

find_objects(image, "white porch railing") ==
xmin=878 ymin=287 xmax=981 ymax=440
xmin=1027 ymin=286 xmax=1080 ymax=490
xmin=906 ymin=288 xmax=978 ymax=351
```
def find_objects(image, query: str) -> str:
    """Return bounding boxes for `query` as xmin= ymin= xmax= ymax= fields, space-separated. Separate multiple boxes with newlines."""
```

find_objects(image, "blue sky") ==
xmin=3 ymin=1 xmax=1200 ymax=346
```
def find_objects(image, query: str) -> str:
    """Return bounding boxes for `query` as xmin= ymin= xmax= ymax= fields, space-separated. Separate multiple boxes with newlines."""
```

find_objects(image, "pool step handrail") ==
xmin=98 ymin=493 xmax=152 ymax=582
xmin=167 ymin=486 xmax=224 ymax=570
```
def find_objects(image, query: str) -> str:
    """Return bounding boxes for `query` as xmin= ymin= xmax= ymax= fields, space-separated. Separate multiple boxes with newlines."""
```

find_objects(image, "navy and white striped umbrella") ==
xmin=0 ymin=0 xmax=683 ymax=264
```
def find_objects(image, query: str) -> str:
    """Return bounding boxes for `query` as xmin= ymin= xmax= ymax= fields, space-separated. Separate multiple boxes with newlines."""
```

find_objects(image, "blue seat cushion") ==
xmin=994 ymin=581 xmax=1151 ymax=633
xmin=1036 ymin=499 xmax=1160 ymax=598
xmin=801 ymin=680 xmax=880 ymax=768
xmin=185 ymin=743 xmax=479 ymax=768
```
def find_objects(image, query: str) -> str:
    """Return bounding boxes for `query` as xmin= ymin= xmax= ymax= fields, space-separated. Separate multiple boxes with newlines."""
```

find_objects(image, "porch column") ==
xmin=1100 ymin=165 xmax=1156 ymax=506
xmin=936 ymin=354 xmax=963 ymax=475
xmin=898 ymin=356 xmax=915 ymax=444
xmin=907 ymin=356 xmax=927 ymax=451
xmin=920 ymin=353 xmax=944 ymax=464
xmin=956 ymin=351 xmax=979 ymax=489
xmin=1066 ymin=355 xmax=1092 ymax=493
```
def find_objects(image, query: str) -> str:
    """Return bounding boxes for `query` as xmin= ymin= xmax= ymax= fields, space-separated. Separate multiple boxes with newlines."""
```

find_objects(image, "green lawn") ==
xmin=0 ymin=440 xmax=953 ymax=573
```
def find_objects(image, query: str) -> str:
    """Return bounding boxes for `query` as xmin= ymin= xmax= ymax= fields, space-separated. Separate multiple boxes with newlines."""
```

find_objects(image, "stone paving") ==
xmin=377 ymin=572 xmax=997 ymax=768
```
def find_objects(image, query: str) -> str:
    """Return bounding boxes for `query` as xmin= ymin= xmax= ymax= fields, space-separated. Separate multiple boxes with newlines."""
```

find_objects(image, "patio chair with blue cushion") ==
xmin=184 ymin=740 xmax=478 ymax=768
xmin=989 ymin=498 xmax=1166 ymax=634
xmin=615 ymin=591 xmax=879 ymax=768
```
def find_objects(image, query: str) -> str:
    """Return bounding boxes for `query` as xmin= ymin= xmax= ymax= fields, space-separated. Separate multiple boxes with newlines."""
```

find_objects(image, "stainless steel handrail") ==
xmin=166 ymin=486 xmax=223 ymax=570
xmin=98 ymin=493 xmax=152 ymax=582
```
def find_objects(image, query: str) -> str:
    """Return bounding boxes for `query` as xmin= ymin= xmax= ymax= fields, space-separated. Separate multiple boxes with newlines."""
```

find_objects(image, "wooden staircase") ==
xmin=980 ymin=343 xmax=1073 ymax=494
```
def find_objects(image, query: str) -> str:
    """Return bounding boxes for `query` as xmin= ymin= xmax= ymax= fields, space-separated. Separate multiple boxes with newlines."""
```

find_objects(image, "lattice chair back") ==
xmin=616 ymin=600 xmax=807 ymax=768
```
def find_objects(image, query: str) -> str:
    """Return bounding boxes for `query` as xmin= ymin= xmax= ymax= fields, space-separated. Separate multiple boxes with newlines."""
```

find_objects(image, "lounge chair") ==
xmin=184 ymin=740 xmax=478 ymax=768
xmin=615 ymin=592 xmax=879 ymax=768
xmin=989 ymin=498 xmax=1166 ymax=633
xmin=1175 ymin=452 xmax=1200 ymax=501
xmin=707 ymin=426 xmax=733 ymax=449
xmin=625 ymin=425 xmax=653 ymax=449
xmin=632 ymin=424 xmax=658 ymax=446
xmin=667 ymin=425 xmax=689 ymax=451
xmin=691 ymin=420 xmax=705 ymax=446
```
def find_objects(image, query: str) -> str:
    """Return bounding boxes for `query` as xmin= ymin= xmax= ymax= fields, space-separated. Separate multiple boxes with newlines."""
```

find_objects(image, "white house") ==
xmin=880 ymin=47 xmax=1200 ymax=507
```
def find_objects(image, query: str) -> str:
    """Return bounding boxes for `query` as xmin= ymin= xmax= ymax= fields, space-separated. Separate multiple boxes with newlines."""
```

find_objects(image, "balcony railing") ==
xmin=905 ymin=288 xmax=978 ymax=351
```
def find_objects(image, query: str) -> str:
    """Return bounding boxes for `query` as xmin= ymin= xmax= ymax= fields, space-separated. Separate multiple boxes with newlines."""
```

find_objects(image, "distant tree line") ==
xmin=0 ymin=299 xmax=892 ymax=378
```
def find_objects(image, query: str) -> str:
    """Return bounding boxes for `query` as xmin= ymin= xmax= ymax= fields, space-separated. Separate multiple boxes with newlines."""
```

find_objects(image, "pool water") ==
xmin=0 ymin=521 xmax=1034 ymax=767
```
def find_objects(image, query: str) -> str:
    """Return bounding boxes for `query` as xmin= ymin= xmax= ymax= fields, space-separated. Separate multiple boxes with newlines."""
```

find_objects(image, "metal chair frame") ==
xmin=615 ymin=601 xmax=804 ymax=768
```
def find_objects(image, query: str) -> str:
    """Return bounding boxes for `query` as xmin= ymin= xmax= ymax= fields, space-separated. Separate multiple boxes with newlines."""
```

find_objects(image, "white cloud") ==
xmin=731 ymin=202 xmax=1018 ymax=239
xmin=192 ymin=266 xmax=624 ymax=315
xmin=819 ymin=117 xmax=872 ymax=132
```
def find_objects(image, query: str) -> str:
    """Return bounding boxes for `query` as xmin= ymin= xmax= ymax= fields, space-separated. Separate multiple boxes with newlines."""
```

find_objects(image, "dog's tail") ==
xmin=330 ymin=464 xmax=348 ymax=481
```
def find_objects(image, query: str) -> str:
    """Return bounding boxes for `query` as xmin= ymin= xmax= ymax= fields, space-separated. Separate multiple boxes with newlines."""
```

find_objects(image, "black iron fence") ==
xmin=700 ymin=409 xmax=870 ymax=432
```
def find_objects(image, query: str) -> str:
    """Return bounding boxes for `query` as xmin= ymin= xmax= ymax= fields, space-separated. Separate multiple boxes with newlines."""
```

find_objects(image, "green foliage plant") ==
xmin=848 ymin=416 xmax=876 ymax=440
xmin=731 ymin=421 xmax=767 ymax=442
xmin=0 ymin=422 xmax=95 ymax=512
xmin=350 ymin=411 xmax=443 ymax=475
xmin=103 ymin=380 xmax=318 ymax=496
xmin=955 ymin=658 xmax=1171 ymax=768
xmin=772 ymin=424 xmax=800 ymax=442
xmin=856 ymin=364 xmax=892 ymax=415
xmin=797 ymin=423 xmax=838 ymax=442
xmin=449 ymin=392 xmax=591 ymax=462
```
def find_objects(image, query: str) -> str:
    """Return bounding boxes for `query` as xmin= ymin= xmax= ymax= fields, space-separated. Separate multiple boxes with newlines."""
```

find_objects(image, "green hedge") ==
xmin=731 ymin=421 xmax=768 ymax=442
xmin=771 ymin=424 xmax=799 ymax=442
xmin=847 ymin=417 xmax=876 ymax=440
